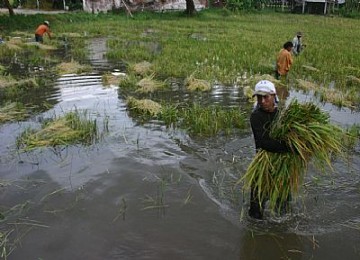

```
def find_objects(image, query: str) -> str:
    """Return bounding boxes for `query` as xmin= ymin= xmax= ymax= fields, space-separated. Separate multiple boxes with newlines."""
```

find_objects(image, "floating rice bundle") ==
xmin=0 ymin=102 xmax=28 ymax=123
xmin=346 ymin=75 xmax=360 ymax=86
xmin=126 ymin=97 xmax=161 ymax=116
xmin=302 ymin=65 xmax=319 ymax=72
xmin=16 ymin=111 xmax=100 ymax=150
xmin=240 ymin=99 xmax=345 ymax=212
xmin=318 ymin=89 xmax=353 ymax=108
xmin=296 ymin=79 xmax=318 ymax=91
xmin=131 ymin=61 xmax=153 ymax=76
xmin=185 ymin=75 xmax=211 ymax=92
xmin=136 ymin=75 xmax=166 ymax=93
xmin=56 ymin=61 xmax=92 ymax=75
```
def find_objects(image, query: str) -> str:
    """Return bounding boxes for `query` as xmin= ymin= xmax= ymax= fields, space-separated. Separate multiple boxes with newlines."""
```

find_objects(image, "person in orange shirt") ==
xmin=35 ymin=21 xmax=52 ymax=43
xmin=275 ymin=41 xmax=293 ymax=80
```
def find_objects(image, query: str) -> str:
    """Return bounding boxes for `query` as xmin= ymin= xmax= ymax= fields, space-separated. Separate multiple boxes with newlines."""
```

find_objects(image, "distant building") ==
xmin=82 ymin=0 xmax=207 ymax=13
xmin=292 ymin=0 xmax=345 ymax=14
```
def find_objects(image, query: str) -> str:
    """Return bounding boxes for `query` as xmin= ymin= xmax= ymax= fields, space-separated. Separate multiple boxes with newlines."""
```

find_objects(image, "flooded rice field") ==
xmin=1 ymin=38 xmax=360 ymax=259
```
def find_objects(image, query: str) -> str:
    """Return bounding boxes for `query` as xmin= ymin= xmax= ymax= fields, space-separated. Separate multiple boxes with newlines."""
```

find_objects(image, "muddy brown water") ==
xmin=1 ymin=38 xmax=360 ymax=259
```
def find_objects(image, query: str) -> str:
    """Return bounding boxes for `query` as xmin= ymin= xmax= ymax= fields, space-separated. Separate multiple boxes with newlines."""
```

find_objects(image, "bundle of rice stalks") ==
xmin=302 ymin=65 xmax=319 ymax=72
xmin=131 ymin=61 xmax=153 ymax=76
xmin=240 ymin=99 xmax=346 ymax=213
xmin=56 ymin=61 xmax=92 ymax=75
xmin=296 ymin=79 xmax=318 ymax=91
xmin=16 ymin=111 xmax=100 ymax=151
xmin=136 ymin=75 xmax=166 ymax=93
xmin=0 ymin=102 xmax=28 ymax=123
xmin=185 ymin=75 xmax=211 ymax=92
xmin=126 ymin=97 xmax=161 ymax=117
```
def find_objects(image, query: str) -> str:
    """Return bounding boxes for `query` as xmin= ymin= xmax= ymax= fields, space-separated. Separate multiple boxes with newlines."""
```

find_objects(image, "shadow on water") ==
xmin=0 ymin=37 xmax=359 ymax=259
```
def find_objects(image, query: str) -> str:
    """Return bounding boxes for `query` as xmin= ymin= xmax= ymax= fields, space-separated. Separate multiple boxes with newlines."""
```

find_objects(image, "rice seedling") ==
xmin=239 ymin=99 xmax=346 ymax=213
xmin=0 ymin=102 xmax=29 ymax=123
xmin=16 ymin=110 xmax=104 ymax=151
xmin=142 ymin=176 xmax=169 ymax=213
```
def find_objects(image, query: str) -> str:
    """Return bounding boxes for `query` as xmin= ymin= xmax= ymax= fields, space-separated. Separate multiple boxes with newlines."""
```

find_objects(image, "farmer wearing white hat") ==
xmin=35 ymin=21 xmax=52 ymax=43
xmin=249 ymin=80 xmax=291 ymax=219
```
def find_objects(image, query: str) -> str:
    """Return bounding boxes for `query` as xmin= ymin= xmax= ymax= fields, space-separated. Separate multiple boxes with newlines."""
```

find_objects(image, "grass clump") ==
xmin=239 ymin=99 xmax=347 ymax=213
xmin=0 ymin=102 xmax=29 ymax=123
xmin=16 ymin=110 xmax=104 ymax=151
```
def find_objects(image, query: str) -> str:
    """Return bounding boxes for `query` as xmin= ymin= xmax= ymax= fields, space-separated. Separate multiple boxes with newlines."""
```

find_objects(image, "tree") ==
xmin=3 ymin=0 xmax=15 ymax=16
xmin=185 ymin=0 xmax=196 ymax=15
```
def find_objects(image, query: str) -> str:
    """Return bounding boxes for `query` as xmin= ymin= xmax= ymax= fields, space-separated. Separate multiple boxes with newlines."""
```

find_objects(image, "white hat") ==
xmin=253 ymin=80 xmax=276 ymax=96
xmin=44 ymin=21 xmax=50 ymax=26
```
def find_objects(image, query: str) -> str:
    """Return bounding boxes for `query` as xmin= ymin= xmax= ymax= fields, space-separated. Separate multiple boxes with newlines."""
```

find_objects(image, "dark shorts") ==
xmin=35 ymin=34 xmax=43 ymax=43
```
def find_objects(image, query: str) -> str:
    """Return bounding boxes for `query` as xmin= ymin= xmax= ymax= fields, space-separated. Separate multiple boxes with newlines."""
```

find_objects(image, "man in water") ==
xmin=35 ymin=21 xmax=52 ymax=43
xmin=249 ymin=80 xmax=290 ymax=219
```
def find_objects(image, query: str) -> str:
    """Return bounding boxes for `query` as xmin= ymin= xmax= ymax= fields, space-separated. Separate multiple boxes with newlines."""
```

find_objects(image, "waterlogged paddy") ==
xmin=1 ymin=38 xmax=360 ymax=260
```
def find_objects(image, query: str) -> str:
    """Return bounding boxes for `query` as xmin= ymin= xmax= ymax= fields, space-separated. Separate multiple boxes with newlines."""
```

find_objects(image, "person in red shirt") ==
xmin=35 ymin=21 xmax=52 ymax=43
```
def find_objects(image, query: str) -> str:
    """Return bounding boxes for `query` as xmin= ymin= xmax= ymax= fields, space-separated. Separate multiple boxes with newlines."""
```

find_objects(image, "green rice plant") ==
xmin=160 ymin=103 xmax=246 ymax=136
xmin=239 ymin=99 xmax=346 ymax=213
xmin=118 ymin=73 xmax=138 ymax=90
xmin=159 ymin=104 xmax=180 ymax=127
xmin=16 ymin=110 xmax=104 ymax=151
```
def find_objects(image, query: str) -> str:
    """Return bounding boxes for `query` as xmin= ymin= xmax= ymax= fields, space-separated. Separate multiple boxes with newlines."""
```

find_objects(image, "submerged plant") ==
xmin=16 ymin=110 xmax=104 ymax=151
